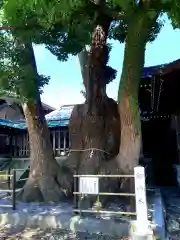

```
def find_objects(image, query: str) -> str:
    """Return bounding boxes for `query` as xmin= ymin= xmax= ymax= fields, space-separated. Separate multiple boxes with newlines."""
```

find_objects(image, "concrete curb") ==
xmin=129 ymin=220 xmax=154 ymax=240
xmin=153 ymin=189 xmax=166 ymax=240
xmin=0 ymin=211 xmax=129 ymax=237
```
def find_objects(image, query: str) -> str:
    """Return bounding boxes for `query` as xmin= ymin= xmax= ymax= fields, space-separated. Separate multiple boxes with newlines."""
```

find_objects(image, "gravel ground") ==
xmin=0 ymin=199 xmax=132 ymax=239
xmin=0 ymin=226 xmax=130 ymax=240
xmin=0 ymin=189 xmax=155 ymax=240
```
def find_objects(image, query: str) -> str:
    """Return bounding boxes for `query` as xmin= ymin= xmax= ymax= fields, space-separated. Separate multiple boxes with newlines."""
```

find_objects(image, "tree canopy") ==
xmin=2 ymin=0 xmax=180 ymax=58
xmin=1 ymin=0 xmax=179 ymax=103
xmin=3 ymin=0 xmax=96 ymax=61
xmin=0 ymin=29 xmax=49 ymax=102
xmin=3 ymin=0 xmax=174 ymax=59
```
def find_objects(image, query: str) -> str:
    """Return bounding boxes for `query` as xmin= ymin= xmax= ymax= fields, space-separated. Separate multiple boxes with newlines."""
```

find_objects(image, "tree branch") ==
xmin=142 ymin=0 xmax=163 ymax=11
xmin=0 ymin=26 xmax=15 ymax=30
xmin=89 ymin=0 xmax=127 ymax=21
xmin=0 ymin=24 xmax=43 ymax=32
xmin=111 ymin=11 xmax=127 ymax=21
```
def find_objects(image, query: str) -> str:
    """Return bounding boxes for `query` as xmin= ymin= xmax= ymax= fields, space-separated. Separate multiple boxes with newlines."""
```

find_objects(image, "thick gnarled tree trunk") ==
xmin=18 ymin=100 xmax=72 ymax=202
xmin=78 ymin=46 xmax=90 ymax=95
xmin=17 ymin=43 xmax=72 ymax=202
xmin=116 ymin=12 xmax=157 ymax=209
xmin=67 ymin=3 xmax=120 ymax=200
xmin=117 ymin=23 xmax=145 ymax=174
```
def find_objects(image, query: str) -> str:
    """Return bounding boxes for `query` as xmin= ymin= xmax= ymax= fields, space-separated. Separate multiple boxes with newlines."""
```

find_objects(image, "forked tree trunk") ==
xmin=17 ymin=43 xmax=72 ymax=202
xmin=79 ymin=11 xmax=115 ymax=176
xmin=117 ymin=12 xmax=157 ymax=209
xmin=67 ymin=6 xmax=120 ymax=199
xmin=78 ymin=46 xmax=90 ymax=95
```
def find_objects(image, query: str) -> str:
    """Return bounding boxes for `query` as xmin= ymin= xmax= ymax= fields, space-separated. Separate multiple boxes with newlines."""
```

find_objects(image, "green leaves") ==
xmin=148 ymin=16 xmax=164 ymax=42
xmin=110 ymin=0 xmax=134 ymax=11
xmin=1 ymin=0 xmax=177 ymax=108
xmin=2 ymin=0 xmax=130 ymax=61
xmin=3 ymin=0 xmax=96 ymax=60
xmin=0 ymin=30 xmax=50 ymax=103
xmin=166 ymin=0 xmax=180 ymax=28
xmin=109 ymin=20 xmax=127 ymax=43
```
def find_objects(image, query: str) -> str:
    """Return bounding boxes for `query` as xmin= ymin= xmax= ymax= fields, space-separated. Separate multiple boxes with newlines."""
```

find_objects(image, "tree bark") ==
xmin=17 ymin=43 xmax=72 ymax=202
xmin=117 ymin=12 xmax=157 ymax=172
xmin=116 ymin=11 xmax=157 ymax=209
xmin=78 ymin=46 xmax=90 ymax=96
xmin=67 ymin=3 xmax=120 ymax=201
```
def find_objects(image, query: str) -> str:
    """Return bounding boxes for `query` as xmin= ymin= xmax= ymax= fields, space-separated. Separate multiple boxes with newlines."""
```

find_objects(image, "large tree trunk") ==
xmin=18 ymin=100 xmax=72 ymax=202
xmin=116 ymin=12 xmax=157 ymax=209
xmin=17 ymin=43 xmax=72 ymax=202
xmin=66 ymin=3 xmax=120 ymax=202
xmin=78 ymin=46 xmax=90 ymax=96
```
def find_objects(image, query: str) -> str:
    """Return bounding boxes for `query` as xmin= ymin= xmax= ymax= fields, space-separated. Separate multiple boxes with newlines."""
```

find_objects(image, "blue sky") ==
xmin=33 ymin=15 xmax=180 ymax=109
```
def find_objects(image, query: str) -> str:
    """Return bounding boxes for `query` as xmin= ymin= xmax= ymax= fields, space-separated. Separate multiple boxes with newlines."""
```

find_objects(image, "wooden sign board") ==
xmin=79 ymin=176 xmax=99 ymax=195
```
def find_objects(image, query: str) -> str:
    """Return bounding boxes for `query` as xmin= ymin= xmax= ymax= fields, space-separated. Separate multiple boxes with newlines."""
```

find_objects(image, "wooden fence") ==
xmin=0 ymin=169 xmax=28 ymax=210
xmin=10 ymin=128 xmax=69 ymax=157
xmin=73 ymin=166 xmax=150 ymax=234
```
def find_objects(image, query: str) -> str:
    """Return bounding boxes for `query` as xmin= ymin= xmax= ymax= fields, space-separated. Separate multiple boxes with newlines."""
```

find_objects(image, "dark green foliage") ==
xmin=103 ymin=44 xmax=117 ymax=84
xmin=166 ymin=0 xmax=180 ymax=28
xmin=4 ymin=0 xmax=96 ymax=61
xmin=3 ymin=0 xmax=180 ymax=54
xmin=0 ymin=30 xmax=49 ymax=102
xmin=4 ymin=0 xmax=119 ymax=84
xmin=2 ymin=0 xmax=180 ymax=96
xmin=2 ymin=1 xmax=123 ymax=58
xmin=148 ymin=16 xmax=164 ymax=42
xmin=109 ymin=20 xmax=127 ymax=43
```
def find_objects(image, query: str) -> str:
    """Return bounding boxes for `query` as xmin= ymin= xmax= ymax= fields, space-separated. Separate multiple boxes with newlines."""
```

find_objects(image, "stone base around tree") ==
xmin=0 ymin=190 xmax=164 ymax=239
xmin=0 ymin=201 xmax=130 ymax=238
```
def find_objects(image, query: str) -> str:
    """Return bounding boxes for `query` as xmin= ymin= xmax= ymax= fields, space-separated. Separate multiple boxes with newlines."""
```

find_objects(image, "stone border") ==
xmin=152 ymin=189 xmax=166 ymax=240
xmin=0 ymin=211 xmax=159 ymax=239
xmin=0 ymin=186 xmax=164 ymax=239
xmin=0 ymin=211 xmax=130 ymax=238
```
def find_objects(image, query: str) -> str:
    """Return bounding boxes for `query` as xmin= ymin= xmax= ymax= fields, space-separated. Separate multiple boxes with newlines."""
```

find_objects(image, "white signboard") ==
xmin=79 ymin=176 xmax=99 ymax=195
xmin=134 ymin=166 xmax=148 ymax=233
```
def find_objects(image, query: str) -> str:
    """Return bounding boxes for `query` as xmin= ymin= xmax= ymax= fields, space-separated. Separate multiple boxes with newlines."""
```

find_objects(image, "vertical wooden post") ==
xmin=67 ymin=130 xmax=70 ymax=151
xmin=12 ymin=170 xmax=16 ymax=210
xmin=52 ymin=130 xmax=55 ymax=154
xmin=12 ymin=136 xmax=16 ymax=157
xmin=23 ymin=133 xmax=25 ymax=157
xmin=9 ymin=134 xmax=13 ymax=157
xmin=134 ymin=166 xmax=148 ymax=234
xmin=63 ymin=131 xmax=67 ymax=152
xmin=73 ymin=176 xmax=78 ymax=213
xmin=58 ymin=130 xmax=61 ymax=155
xmin=18 ymin=135 xmax=21 ymax=156
xmin=7 ymin=167 xmax=11 ymax=190
xmin=173 ymin=115 xmax=180 ymax=164
xmin=27 ymin=134 xmax=30 ymax=157
xmin=21 ymin=135 xmax=23 ymax=156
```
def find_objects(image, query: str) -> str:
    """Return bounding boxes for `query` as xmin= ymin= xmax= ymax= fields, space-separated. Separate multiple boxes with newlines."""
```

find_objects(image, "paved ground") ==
xmin=0 ymin=199 xmax=131 ymax=239
xmin=0 ymin=188 xmax=155 ymax=240
xmin=0 ymin=226 xmax=130 ymax=239
xmin=162 ymin=187 xmax=180 ymax=240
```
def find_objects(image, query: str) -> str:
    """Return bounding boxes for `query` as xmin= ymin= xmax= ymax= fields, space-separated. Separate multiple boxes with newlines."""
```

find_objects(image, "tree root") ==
xmin=17 ymin=169 xmax=73 ymax=203
xmin=17 ymin=177 xmax=43 ymax=202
